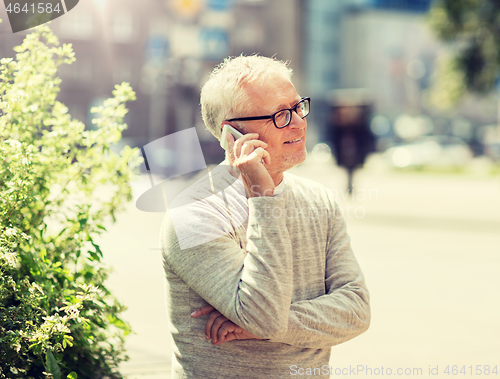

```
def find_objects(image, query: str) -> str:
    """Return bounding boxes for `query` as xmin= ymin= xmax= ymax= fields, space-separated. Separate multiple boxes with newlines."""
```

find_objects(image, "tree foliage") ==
xmin=0 ymin=21 xmax=139 ymax=378
xmin=428 ymin=0 xmax=500 ymax=107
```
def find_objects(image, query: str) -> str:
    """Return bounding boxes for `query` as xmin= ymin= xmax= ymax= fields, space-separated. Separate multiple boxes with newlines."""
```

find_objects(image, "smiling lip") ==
xmin=283 ymin=137 xmax=304 ymax=144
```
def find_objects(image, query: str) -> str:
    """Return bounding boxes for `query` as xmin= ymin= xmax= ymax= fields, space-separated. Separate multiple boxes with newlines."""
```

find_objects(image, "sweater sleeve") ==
xmin=161 ymin=192 xmax=294 ymax=339
xmin=270 ymin=200 xmax=371 ymax=348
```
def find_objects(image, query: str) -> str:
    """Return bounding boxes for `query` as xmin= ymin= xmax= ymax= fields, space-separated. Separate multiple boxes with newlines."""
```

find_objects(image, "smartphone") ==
xmin=220 ymin=124 xmax=244 ymax=151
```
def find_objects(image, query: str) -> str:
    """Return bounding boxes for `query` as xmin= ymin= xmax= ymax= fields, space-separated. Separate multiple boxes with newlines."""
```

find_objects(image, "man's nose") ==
xmin=288 ymin=110 xmax=306 ymax=129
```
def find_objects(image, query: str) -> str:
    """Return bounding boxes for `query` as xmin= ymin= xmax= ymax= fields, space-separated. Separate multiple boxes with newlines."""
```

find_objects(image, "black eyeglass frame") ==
xmin=226 ymin=97 xmax=311 ymax=129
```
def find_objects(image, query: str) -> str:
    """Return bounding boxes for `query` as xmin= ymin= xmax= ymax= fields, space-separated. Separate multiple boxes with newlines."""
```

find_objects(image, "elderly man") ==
xmin=160 ymin=55 xmax=370 ymax=379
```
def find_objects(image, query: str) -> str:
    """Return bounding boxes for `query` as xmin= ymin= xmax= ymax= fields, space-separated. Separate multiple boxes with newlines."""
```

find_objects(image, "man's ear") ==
xmin=220 ymin=122 xmax=235 ymax=132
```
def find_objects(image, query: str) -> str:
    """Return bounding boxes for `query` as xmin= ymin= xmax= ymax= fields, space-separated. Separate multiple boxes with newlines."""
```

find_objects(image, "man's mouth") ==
xmin=284 ymin=137 xmax=303 ymax=144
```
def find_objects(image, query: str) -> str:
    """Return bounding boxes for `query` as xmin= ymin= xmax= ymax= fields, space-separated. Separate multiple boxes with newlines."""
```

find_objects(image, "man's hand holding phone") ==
xmin=223 ymin=125 xmax=274 ymax=197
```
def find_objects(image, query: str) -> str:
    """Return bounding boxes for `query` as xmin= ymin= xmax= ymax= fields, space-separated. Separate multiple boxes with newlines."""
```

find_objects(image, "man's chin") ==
xmin=280 ymin=148 xmax=308 ymax=171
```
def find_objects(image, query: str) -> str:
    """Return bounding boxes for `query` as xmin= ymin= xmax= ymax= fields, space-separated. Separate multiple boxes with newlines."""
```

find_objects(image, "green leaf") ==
xmin=91 ymin=242 xmax=103 ymax=258
xmin=45 ymin=350 xmax=62 ymax=379
xmin=78 ymin=218 xmax=88 ymax=228
xmin=87 ymin=250 xmax=100 ymax=262
xmin=56 ymin=228 xmax=67 ymax=238
xmin=67 ymin=372 xmax=78 ymax=379
xmin=63 ymin=335 xmax=73 ymax=347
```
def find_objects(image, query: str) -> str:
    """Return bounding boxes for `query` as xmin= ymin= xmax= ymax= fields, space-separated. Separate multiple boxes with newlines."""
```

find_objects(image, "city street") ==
xmin=2 ymin=0 xmax=499 ymax=377
xmin=97 ymin=155 xmax=500 ymax=378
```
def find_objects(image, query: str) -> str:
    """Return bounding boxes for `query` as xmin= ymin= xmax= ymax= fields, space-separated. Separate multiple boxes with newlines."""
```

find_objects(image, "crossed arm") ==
xmin=189 ymin=201 xmax=371 ymax=347
xmin=164 ymin=189 xmax=370 ymax=348
xmin=163 ymin=194 xmax=295 ymax=340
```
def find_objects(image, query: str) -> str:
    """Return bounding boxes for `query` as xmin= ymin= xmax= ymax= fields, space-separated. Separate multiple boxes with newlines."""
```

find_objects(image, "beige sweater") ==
xmin=160 ymin=164 xmax=370 ymax=378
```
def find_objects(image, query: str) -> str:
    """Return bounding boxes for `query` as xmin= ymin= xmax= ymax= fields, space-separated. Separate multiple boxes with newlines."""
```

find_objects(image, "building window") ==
xmin=58 ymin=58 xmax=92 ymax=83
xmin=113 ymin=61 xmax=132 ymax=84
xmin=111 ymin=12 xmax=134 ymax=43
xmin=58 ymin=11 xmax=95 ymax=39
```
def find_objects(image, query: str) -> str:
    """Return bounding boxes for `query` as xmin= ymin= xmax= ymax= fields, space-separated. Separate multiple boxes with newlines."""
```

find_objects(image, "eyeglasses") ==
xmin=227 ymin=97 xmax=311 ymax=129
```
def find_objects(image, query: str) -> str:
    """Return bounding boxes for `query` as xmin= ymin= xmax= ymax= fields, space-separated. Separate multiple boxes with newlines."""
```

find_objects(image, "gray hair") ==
xmin=200 ymin=55 xmax=293 ymax=140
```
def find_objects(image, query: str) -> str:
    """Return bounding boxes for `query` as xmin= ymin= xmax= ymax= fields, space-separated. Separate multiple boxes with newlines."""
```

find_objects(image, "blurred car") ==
xmin=384 ymin=135 xmax=473 ymax=169
xmin=484 ymin=141 xmax=500 ymax=162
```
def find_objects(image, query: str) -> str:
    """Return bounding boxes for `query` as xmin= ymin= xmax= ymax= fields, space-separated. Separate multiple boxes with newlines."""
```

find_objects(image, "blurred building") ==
xmin=303 ymin=0 xmax=497 ymax=155
xmin=0 ymin=0 xmax=306 ymax=163
xmin=2 ymin=0 xmax=496 ymax=159
xmin=303 ymin=0 xmax=434 ymax=141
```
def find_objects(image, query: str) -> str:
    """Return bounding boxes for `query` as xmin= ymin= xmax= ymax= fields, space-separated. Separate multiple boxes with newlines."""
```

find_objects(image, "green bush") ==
xmin=0 ymin=22 xmax=139 ymax=378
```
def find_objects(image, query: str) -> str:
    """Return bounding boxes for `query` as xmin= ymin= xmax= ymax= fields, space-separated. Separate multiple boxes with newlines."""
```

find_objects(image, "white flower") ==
xmin=64 ymin=304 xmax=81 ymax=319
xmin=3 ymin=252 xmax=17 ymax=268
xmin=32 ymin=282 xmax=44 ymax=295
xmin=4 ymin=228 xmax=17 ymax=237
xmin=5 ymin=139 xmax=21 ymax=149
xmin=21 ymin=232 xmax=32 ymax=240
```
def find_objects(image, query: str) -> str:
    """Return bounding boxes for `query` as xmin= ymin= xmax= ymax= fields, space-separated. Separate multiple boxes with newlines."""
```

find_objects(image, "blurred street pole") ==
xmin=497 ymin=75 xmax=500 ymax=137
xmin=145 ymin=32 xmax=170 ymax=142
xmin=148 ymin=68 xmax=169 ymax=142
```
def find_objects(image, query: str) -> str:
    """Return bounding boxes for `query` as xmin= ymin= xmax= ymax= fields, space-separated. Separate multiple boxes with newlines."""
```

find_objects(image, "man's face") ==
xmin=236 ymin=75 xmax=307 ymax=173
